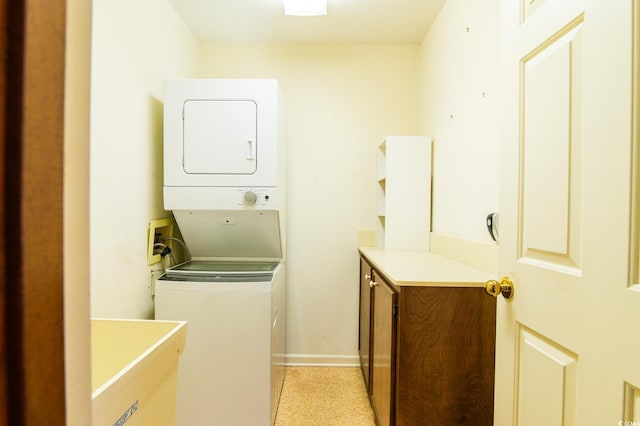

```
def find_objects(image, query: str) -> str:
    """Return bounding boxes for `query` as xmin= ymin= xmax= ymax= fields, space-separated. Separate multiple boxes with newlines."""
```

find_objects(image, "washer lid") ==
xmin=162 ymin=260 xmax=280 ymax=281
xmin=172 ymin=210 xmax=282 ymax=259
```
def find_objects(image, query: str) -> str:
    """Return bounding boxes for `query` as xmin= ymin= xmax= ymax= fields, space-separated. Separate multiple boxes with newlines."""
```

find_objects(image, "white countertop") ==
xmin=359 ymin=246 xmax=496 ymax=288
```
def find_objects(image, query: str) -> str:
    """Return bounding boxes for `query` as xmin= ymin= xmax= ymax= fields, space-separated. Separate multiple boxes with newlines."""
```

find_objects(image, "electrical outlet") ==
xmin=147 ymin=218 xmax=175 ymax=265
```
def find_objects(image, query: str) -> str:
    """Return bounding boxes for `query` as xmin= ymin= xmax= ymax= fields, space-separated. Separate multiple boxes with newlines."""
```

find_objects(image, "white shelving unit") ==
xmin=376 ymin=136 xmax=432 ymax=251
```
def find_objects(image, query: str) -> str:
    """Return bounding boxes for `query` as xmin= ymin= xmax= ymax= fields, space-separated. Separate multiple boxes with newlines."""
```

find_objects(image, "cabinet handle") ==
xmin=369 ymin=280 xmax=377 ymax=288
xmin=365 ymin=274 xmax=371 ymax=281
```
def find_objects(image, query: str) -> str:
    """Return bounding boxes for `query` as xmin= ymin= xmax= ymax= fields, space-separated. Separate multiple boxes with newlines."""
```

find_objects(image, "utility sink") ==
xmin=91 ymin=319 xmax=187 ymax=426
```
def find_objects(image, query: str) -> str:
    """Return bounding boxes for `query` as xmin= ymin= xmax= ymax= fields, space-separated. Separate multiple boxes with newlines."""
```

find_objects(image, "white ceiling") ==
xmin=168 ymin=0 xmax=447 ymax=44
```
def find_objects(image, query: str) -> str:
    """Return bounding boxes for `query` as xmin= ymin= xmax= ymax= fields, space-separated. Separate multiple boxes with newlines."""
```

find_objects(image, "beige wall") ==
xmin=85 ymin=0 xmax=501 ymax=372
xmin=419 ymin=0 xmax=501 ymax=243
xmin=89 ymin=0 xmax=199 ymax=318
xmin=197 ymin=43 xmax=420 ymax=362
xmin=68 ymin=0 xmax=504 ymax=421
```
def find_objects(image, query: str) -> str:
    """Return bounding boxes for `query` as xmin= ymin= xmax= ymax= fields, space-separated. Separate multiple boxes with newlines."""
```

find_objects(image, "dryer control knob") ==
xmin=244 ymin=191 xmax=257 ymax=205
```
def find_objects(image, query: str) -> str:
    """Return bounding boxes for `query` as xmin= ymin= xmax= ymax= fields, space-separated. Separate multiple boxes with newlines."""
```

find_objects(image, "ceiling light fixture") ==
xmin=282 ymin=0 xmax=327 ymax=16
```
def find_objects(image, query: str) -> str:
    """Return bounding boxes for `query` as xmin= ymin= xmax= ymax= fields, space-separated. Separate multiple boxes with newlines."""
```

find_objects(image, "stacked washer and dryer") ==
xmin=155 ymin=79 xmax=287 ymax=426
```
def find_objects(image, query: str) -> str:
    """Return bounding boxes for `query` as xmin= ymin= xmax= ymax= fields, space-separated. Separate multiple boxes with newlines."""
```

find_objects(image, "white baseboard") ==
xmin=285 ymin=353 xmax=360 ymax=367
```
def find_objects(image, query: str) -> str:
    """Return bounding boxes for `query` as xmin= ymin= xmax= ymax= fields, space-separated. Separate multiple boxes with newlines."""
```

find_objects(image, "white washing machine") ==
xmin=156 ymin=79 xmax=287 ymax=425
xmin=155 ymin=259 xmax=286 ymax=426
xmin=155 ymin=209 xmax=286 ymax=425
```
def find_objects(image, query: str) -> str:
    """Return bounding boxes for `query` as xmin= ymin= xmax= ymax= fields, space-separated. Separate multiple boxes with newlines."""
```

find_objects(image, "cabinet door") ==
xmin=358 ymin=258 xmax=372 ymax=389
xmin=371 ymin=271 xmax=396 ymax=426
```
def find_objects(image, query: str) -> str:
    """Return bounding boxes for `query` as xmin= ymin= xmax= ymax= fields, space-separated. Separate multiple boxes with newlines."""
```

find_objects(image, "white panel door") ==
xmin=496 ymin=0 xmax=639 ymax=424
xmin=183 ymin=99 xmax=257 ymax=175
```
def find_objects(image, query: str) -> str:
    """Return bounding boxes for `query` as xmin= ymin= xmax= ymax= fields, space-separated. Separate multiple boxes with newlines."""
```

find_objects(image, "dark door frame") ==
xmin=1 ymin=0 xmax=67 ymax=424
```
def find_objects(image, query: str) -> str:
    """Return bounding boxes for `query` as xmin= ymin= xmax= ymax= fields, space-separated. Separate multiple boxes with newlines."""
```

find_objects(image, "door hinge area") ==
xmin=393 ymin=304 xmax=399 ymax=317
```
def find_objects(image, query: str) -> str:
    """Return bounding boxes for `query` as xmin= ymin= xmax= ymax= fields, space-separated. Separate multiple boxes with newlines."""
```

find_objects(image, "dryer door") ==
xmin=183 ymin=99 xmax=257 ymax=175
xmin=163 ymin=79 xmax=281 ymax=189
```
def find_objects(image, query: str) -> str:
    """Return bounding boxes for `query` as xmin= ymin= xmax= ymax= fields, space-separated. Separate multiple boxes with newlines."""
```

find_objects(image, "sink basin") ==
xmin=91 ymin=318 xmax=187 ymax=426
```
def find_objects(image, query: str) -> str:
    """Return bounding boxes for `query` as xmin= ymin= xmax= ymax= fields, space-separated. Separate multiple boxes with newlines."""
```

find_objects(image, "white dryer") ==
xmin=155 ymin=79 xmax=287 ymax=425
xmin=163 ymin=78 xmax=286 ymax=212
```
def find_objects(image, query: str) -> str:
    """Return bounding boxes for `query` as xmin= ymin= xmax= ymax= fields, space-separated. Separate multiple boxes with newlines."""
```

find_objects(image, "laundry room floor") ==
xmin=274 ymin=366 xmax=376 ymax=426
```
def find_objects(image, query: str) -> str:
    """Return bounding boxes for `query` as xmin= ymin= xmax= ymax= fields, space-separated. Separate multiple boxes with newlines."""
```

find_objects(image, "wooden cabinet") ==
xmin=358 ymin=257 xmax=372 ymax=388
xmin=370 ymin=269 xmax=396 ymax=426
xmin=359 ymin=254 xmax=496 ymax=426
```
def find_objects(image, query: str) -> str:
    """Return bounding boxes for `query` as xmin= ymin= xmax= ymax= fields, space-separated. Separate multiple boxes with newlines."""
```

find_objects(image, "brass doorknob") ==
xmin=485 ymin=277 xmax=514 ymax=299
